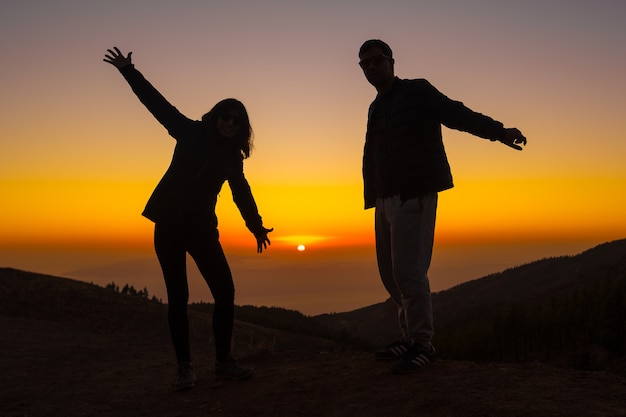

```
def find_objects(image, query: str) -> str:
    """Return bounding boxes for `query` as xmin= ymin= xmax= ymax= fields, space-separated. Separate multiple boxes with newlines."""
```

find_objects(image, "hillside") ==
xmin=2 ymin=264 xmax=626 ymax=416
xmin=316 ymin=239 xmax=626 ymax=372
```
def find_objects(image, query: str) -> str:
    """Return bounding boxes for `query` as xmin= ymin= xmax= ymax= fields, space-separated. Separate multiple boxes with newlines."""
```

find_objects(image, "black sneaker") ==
xmin=374 ymin=341 xmax=411 ymax=360
xmin=174 ymin=361 xmax=197 ymax=391
xmin=391 ymin=344 xmax=436 ymax=374
xmin=215 ymin=357 xmax=254 ymax=381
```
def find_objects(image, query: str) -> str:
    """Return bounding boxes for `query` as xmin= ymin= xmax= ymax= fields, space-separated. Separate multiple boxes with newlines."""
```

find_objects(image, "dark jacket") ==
xmin=363 ymin=77 xmax=506 ymax=209
xmin=118 ymin=65 xmax=264 ymax=234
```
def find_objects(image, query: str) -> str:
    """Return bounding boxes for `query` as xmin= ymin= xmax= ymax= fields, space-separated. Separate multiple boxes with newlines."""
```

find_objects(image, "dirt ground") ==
xmin=3 ymin=313 xmax=626 ymax=417
xmin=2 ymin=269 xmax=626 ymax=417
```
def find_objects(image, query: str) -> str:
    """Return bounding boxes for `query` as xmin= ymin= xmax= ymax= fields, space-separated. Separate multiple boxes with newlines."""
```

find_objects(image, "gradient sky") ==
xmin=1 ymin=0 xmax=625 ymax=315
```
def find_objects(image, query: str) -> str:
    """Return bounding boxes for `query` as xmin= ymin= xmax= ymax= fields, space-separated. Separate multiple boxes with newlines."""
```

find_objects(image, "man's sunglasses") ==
xmin=358 ymin=54 xmax=392 ymax=69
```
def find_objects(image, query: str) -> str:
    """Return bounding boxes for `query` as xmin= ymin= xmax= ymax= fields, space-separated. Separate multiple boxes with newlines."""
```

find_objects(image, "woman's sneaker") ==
xmin=174 ymin=361 xmax=197 ymax=391
xmin=391 ymin=344 xmax=436 ymax=374
xmin=374 ymin=341 xmax=411 ymax=360
xmin=215 ymin=357 xmax=255 ymax=381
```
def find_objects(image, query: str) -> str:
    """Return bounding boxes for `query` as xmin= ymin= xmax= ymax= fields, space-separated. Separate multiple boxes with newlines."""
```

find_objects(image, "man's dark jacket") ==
xmin=118 ymin=65 xmax=264 ymax=234
xmin=363 ymin=77 xmax=506 ymax=209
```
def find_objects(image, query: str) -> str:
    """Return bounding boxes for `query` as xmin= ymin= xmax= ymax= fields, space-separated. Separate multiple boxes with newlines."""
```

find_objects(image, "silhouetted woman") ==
xmin=104 ymin=47 xmax=273 ymax=391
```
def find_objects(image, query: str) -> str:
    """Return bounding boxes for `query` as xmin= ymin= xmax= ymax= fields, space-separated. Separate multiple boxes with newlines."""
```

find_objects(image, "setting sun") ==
xmin=297 ymin=244 xmax=306 ymax=251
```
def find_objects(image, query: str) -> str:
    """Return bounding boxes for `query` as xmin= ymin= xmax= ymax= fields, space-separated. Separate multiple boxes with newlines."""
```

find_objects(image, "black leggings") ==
xmin=154 ymin=223 xmax=235 ymax=363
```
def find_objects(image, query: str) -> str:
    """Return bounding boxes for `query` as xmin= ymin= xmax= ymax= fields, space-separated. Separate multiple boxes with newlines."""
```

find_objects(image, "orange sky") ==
xmin=1 ymin=1 xmax=625 ymax=314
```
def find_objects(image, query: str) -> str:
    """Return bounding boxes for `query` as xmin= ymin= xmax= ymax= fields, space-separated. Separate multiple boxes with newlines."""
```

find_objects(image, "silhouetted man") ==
xmin=358 ymin=39 xmax=526 ymax=374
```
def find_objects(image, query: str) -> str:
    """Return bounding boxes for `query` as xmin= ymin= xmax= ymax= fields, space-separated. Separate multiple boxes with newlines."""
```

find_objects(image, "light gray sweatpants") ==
xmin=375 ymin=193 xmax=437 ymax=348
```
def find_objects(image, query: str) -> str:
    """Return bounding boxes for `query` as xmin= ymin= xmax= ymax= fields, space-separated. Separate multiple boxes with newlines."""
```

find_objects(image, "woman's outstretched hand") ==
xmin=255 ymin=227 xmax=274 ymax=253
xmin=103 ymin=47 xmax=132 ymax=69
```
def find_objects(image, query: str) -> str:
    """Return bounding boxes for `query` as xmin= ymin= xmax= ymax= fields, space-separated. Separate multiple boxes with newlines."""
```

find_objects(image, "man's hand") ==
xmin=499 ymin=128 xmax=527 ymax=150
xmin=103 ymin=47 xmax=132 ymax=69
xmin=255 ymin=227 xmax=274 ymax=253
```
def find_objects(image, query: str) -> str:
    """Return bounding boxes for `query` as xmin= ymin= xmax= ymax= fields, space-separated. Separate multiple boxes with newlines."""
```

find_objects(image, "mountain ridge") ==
xmin=315 ymin=238 xmax=626 ymax=372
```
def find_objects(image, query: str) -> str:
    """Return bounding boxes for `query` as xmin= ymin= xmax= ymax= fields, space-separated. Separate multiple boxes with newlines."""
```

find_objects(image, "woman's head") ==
xmin=202 ymin=98 xmax=253 ymax=158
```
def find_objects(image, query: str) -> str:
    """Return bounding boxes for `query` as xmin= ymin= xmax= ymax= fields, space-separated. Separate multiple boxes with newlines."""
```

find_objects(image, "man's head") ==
xmin=358 ymin=39 xmax=395 ymax=92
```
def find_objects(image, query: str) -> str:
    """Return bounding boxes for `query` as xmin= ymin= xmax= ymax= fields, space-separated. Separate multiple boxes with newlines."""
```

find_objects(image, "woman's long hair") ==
xmin=201 ymin=98 xmax=254 ymax=158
